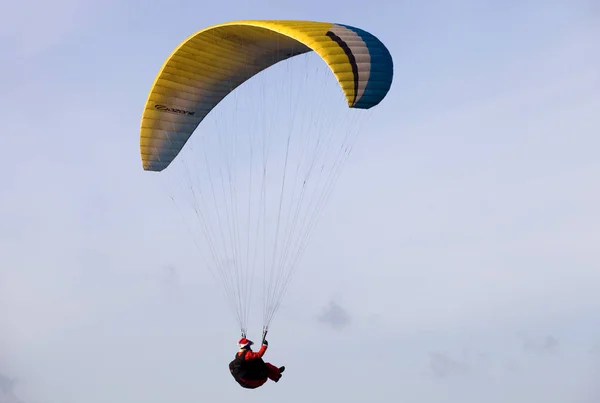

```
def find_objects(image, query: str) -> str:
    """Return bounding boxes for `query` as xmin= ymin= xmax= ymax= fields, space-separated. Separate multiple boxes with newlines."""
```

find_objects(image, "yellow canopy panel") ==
xmin=140 ymin=20 xmax=394 ymax=172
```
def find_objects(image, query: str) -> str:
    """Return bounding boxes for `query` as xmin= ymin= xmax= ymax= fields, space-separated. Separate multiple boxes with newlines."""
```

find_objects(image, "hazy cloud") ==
xmin=429 ymin=352 xmax=469 ymax=378
xmin=522 ymin=335 xmax=559 ymax=354
xmin=505 ymin=359 xmax=520 ymax=373
xmin=161 ymin=265 xmax=180 ymax=288
xmin=0 ymin=373 xmax=22 ymax=403
xmin=317 ymin=300 xmax=351 ymax=330
xmin=0 ymin=373 xmax=15 ymax=392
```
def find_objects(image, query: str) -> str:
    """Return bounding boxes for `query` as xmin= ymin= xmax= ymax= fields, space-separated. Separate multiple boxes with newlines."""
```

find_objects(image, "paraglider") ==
xmin=229 ymin=337 xmax=285 ymax=389
xmin=139 ymin=19 xmax=393 ymax=371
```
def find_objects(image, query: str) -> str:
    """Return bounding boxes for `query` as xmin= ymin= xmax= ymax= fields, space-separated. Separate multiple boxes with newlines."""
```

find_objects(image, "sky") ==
xmin=1 ymin=0 xmax=599 ymax=402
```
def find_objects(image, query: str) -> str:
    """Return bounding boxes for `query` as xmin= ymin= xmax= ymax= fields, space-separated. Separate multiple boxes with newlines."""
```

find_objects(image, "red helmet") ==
xmin=238 ymin=337 xmax=254 ymax=348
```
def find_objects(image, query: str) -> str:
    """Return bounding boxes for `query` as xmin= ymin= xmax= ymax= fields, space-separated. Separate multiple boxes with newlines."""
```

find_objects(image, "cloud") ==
xmin=522 ymin=335 xmax=559 ymax=354
xmin=0 ymin=373 xmax=15 ymax=393
xmin=161 ymin=265 xmax=180 ymax=288
xmin=505 ymin=359 xmax=520 ymax=373
xmin=429 ymin=352 xmax=469 ymax=378
xmin=316 ymin=300 xmax=351 ymax=330
xmin=0 ymin=372 xmax=23 ymax=403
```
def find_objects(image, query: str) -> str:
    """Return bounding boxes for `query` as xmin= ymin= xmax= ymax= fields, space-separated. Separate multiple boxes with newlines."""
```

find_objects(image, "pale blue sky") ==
xmin=1 ymin=1 xmax=599 ymax=402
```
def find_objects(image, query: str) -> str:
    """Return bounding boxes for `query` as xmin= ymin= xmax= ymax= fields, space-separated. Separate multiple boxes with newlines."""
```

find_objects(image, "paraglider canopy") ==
xmin=140 ymin=20 xmax=393 ymax=171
